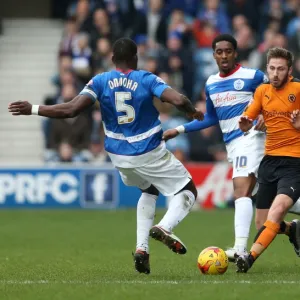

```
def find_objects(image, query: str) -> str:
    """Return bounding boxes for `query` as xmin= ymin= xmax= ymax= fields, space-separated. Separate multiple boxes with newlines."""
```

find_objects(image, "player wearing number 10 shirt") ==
xmin=8 ymin=38 xmax=204 ymax=275
xmin=164 ymin=34 xmax=300 ymax=261
xmin=163 ymin=34 xmax=269 ymax=261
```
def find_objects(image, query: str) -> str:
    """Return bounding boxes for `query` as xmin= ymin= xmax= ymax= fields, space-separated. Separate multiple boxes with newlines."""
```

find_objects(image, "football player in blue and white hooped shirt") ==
xmin=8 ymin=38 xmax=204 ymax=275
xmin=164 ymin=34 xmax=269 ymax=261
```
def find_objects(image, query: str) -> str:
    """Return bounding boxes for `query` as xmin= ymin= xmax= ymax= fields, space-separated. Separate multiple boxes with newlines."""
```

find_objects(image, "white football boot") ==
xmin=225 ymin=247 xmax=248 ymax=262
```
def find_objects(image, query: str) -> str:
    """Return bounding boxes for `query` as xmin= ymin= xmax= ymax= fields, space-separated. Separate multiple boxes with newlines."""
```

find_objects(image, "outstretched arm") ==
xmin=162 ymin=86 xmax=218 ymax=141
xmin=160 ymin=88 xmax=204 ymax=121
xmin=183 ymin=96 xmax=218 ymax=132
xmin=8 ymin=95 xmax=94 ymax=118
xmin=162 ymin=111 xmax=218 ymax=141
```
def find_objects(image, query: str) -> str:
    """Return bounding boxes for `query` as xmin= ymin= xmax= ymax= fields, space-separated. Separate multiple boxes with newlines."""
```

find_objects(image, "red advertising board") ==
xmin=185 ymin=162 xmax=234 ymax=209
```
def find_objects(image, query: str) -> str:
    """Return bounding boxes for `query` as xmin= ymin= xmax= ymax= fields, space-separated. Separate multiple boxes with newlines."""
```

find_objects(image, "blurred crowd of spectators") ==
xmin=44 ymin=0 xmax=300 ymax=164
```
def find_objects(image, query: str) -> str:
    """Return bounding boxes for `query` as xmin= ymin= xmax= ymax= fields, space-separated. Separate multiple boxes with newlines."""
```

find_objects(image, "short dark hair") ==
xmin=212 ymin=34 xmax=237 ymax=50
xmin=267 ymin=47 xmax=294 ymax=68
xmin=112 ymin=38 xmax=137 ymax=63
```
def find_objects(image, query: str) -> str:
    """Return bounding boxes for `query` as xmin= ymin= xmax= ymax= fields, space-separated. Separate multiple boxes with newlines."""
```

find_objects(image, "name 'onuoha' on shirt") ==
xmin=79 ymin=69 xmax=170 ymax=168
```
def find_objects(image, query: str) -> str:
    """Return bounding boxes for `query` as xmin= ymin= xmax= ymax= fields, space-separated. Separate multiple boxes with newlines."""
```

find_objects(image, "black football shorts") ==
xmin=256 ymin=155 xmax=300 ymax=209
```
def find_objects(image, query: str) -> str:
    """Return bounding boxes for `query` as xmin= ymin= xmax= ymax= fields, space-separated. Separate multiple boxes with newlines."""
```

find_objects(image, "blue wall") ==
xmin=0 ymin=166 xmax=166 ymax=208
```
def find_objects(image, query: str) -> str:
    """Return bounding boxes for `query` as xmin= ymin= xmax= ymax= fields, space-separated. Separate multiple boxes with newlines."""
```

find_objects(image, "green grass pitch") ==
xmin=0 ymin=209 xmax=299 ymax=300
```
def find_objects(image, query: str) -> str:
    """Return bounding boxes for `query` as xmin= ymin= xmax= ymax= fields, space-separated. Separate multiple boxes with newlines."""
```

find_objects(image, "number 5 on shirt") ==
xmin=115 ymin=92 xmax=135 ymax=124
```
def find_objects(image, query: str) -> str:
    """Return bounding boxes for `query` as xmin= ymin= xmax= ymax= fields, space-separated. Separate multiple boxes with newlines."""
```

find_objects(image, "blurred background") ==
xmin=0 ymin=0 xmax=299 ymax=209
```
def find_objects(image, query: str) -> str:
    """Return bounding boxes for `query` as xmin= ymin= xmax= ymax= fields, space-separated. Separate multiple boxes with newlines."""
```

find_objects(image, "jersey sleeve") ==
xmin=251 ymin=70 xmax=268 ymax=91
xmin=79 ymin=74 xmax=103 ymax=103
xmin=243 ymin=86 xmax=263 ymax=120
xmin=205 ymin=86 xmax=218 ymax=119
xmin=184 ymin=86 xmax=218 ymax=132
xmin=144 ymin=73 xmax=170 ymax=98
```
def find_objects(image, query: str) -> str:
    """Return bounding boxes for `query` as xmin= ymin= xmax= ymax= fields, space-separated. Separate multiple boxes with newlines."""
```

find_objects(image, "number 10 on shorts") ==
xmin=235 ymin=156 xmax=247 ymax=168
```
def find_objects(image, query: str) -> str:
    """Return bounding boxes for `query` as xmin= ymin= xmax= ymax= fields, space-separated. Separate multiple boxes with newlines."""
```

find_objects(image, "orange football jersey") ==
xmin=244 ymin=76 xmax=300 ymax=157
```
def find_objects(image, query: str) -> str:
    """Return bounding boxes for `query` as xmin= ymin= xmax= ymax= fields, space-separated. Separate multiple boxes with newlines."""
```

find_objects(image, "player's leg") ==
xmin=225 ymin=175 xmax=256 ymax=261
xmin=236 ymin=193 xmax=293 ymax=273
xmin=255 ymin=190 xmax=299 ymax=250
xmin=135 ymin=151 xmax=196 ymax=254
xmin=226 ymin=132 xmax=265 ymax=261
xmin=134 ymin=185 xmax=159 ymax=274
xmin=118 ymin=167 xmax=157 ymax=274
xmin=255 ymin=182 xmax=277 ymax=230
xmin=276 ymin=172 xmax=300 ymax=256
xmin=235 ymin=155 xmax=276 ymax=272
xmin=150 ymin=179 xmax=197 ymax=254
xmin=236 ymin=156 xmax=300 ymax=272
xmin=255 ymin=209 xmax=269 ymax=229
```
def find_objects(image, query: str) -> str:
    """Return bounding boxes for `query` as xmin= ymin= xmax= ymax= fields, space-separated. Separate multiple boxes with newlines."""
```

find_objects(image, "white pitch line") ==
xmin=0 ymin=280 xmax=299 ymax=285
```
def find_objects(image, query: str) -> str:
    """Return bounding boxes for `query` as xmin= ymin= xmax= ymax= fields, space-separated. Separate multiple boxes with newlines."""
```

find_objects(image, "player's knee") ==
xmin=233 ymin=187 xmax=252 ymax=200
xmin=141 ymin=185 xmax=159 ymax=196
xmin=268 ymin=202 xmax=289 ymax=222
xmin=180 ymin=180 xmax=198 ymax=199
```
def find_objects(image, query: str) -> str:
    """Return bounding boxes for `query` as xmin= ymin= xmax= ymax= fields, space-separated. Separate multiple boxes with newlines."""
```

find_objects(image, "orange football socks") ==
xmin=250 ymin=220 xmax=280 ymax=260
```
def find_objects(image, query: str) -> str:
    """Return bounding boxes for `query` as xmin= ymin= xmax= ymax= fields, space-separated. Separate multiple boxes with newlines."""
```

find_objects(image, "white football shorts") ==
xmin=117 ymin=150 xmax=192 ymax=196
xmin=226 ymin=128 xmax=265 ymax=179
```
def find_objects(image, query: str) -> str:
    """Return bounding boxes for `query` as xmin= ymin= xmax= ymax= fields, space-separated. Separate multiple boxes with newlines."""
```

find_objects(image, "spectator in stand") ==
xmin=258 ymin=33 xmax=288 ymax=70
xmin=260 ymin=0 xmax=295 ymax=35
xmin=226 ymin=0 xmax=260 ymax=32
xmin=288 ymin=15 xmax=300 ymax=77
xmin=247 ymin=28 xmax=277 ymax=69
xmin=131 ymin=0 xmax=168 ymax=46
xmin=231 ymin=14 xmax=249 ymax=36
xmin=193 ymin=20 xmax=219 ymax=49
xmin=135 ymin=35 xmax=149 ymax=70
xmin=52 ymin=55 xmax=73 ymax=89
xmin=46 ymin=84 xmax=92 ymax=163
xmin=144 ymin=56 xmax=159 ymax=75
xmin=105 ymin=0 xmax=137 ymax=36
xmin=197 ymin=0 xmax=230 ymax=34
xmin=167 ymin=54 xmax=184 ymax=93
xmin=89 ymin=109 xmax=107 ymax=163
xmin=92 ymin=37 xmax=113 ymax=73
xmin=192 ymin=20 xmax=219 ymax=99
xmin=59 ymin=16 xmax=78 ymax=57
xmin=89 ymin=8 xmax=121 ymax=51
xmin=235 ymin=25 xmax=256 ymax=64
xmin=161 ymin=31 xmax=194 ymax=98
xmin=286 ymin=7 xmax=300 ymax=37
xmin=284 ymin=0 xmax=299 ymax=14
xmin=167 ymin=9 xmax=193 ymax=46
xmin=164 ymin=0 xmax=199 ymax=18
xmin=72 ymin=0 xmax=93 ymax=33
xmin=71 ymin=32 xmax=92 ymax=82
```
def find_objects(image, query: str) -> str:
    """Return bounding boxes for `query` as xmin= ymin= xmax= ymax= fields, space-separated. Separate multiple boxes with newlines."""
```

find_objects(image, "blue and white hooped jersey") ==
xmin=205 ymin=65 xmax=267 ymax=144
xmin=80 ymin=69 xmax=170 ymax=168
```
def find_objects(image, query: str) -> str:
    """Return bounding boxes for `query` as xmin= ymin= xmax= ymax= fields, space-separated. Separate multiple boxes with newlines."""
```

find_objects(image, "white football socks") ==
xmin=157 ymin=190 xmax=195 ymax=233
xmin=289 ymin=198 xmax=300 ymax=215
xmin=234 ymin=197 xmax=253 ymax=251
xmin=136 ymin=193 xmax=157 ymax=253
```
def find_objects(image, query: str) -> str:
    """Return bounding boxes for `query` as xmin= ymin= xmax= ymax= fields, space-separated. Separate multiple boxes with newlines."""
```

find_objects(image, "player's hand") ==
xmin=239 ymin=115 xmax=253 ymax=132
xmin=187 ymin=109 xmax=204 ymax=121
xmin=254 ymin=114 xmax=266 ymax=132
xmin=162 ymin=129 xmax=180 ymax=141
xmin=8 ymin=101 xmax=32 ymax=116
xmin=291 ymin=109 xmax=300 ymax=130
